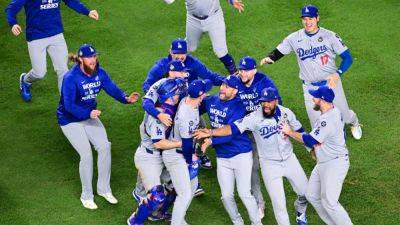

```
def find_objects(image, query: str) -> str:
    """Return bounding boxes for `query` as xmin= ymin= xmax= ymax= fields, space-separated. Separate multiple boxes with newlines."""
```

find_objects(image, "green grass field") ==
xmin=1 ymin=0 xmax=399 ymax=224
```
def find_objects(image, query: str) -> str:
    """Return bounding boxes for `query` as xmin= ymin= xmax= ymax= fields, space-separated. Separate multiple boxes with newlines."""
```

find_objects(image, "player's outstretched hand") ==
xmin=126 ymin=92 xmax=140 ymax=103
xmin=89 ymin=10 xmax=99 ymax=20
xmin=280 ymin=123 xmax=292 ymax=136
xmin=232 ymin=0 xmax=244 ymax=13
xmin=90 ymin=109 xmax=101 ymax=119
xmin=11 ymin=24 xmax=22 ymax=36
xmin=260 ymin=57 xmax=274 ymax=66
xmin=157 ymin=113 xmax=172 ymax=127
xmin=193 ymin=129 xmax=211 ymax=140
xmin=326 ymin=73 xmax=340 ymax=89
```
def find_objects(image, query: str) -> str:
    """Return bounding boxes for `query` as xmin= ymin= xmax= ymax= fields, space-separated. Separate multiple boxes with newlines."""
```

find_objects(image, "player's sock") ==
xmin=219 ymin=54 xmax=237 ymax=74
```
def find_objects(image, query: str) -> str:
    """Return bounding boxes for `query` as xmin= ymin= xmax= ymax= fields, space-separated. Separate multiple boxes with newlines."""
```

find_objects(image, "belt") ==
xmin=302 ymin=80 xmax=327 ymax=86
xmin=144 ymin=146 xmax=183 ymax=155
xmin=191 ymin=9 xmax=219 ymax=20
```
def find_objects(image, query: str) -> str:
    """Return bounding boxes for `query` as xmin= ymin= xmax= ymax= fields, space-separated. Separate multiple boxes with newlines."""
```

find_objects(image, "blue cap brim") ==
xmin=301 ymin=14 xmax=318 ymax=18
xmin=308 ymin=89 xmax=320 ymax=98
xmin=171 ymin=50 xmax=187 ymax=54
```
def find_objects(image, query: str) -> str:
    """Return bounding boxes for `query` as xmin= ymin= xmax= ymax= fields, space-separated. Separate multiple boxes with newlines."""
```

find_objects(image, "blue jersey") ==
xmin=5 ymin=0 xmax=90 ymax=42
xmin=201 ymin=95 xmax=252 ymax=158
xmin=237 ymin=72 xmax=282 ymax=114
xmin=142 ymin=55 xmax=224 ymax=93
xmin=57 ymin=64 xmax=128 ymax=126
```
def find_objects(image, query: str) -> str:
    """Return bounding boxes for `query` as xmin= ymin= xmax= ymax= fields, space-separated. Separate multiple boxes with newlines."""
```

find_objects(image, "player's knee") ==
xmin=305 ymin=190 xmax=319 ymax=204
xmin=79 ymin=151 xmax=93 ymax=164
xmin=237 ymin=189 xmax=253 ymax=202
xmin=95 ymin=141 xmax=111 ymax=154
xmin=221 ymin=193 xmax=235 ymax=202
xmin=321 ymin=197 xmax=339 ymax=212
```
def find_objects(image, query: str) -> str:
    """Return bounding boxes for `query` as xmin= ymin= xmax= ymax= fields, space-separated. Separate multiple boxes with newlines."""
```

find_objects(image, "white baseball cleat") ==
xmin=350 ymin=124 xmax=362 ymax=140
xmin=80 ymin=198 xmax=98 ymax=209
xmin=259 ymin=205 xmax=265 ymax=219
xmin=99 ymin=193 xmax=118 ymax=204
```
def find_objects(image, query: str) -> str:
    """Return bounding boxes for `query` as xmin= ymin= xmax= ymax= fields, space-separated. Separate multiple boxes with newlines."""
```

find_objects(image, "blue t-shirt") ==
xmin=57 ymin=64 xmax=127 ymax=126
xmin=200 ymin=95 xmax=252 ymax=158
xmin=5 ymin=0 xmax=90 ymax=41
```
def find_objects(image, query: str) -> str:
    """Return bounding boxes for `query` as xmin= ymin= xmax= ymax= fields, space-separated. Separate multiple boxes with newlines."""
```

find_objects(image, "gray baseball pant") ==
xmin=306 ymin=156 xmax=353 ymax=225
xmin=163 ymin=149 xmax=193 ymax=225
xmin=303 ymin=79 xmax=359 ymax=127
xmin=217 ymin=151 xmax=262 ymax=225
xmin=249 ymin=135 xmax=266 ymax=210
xmin=60 ymin=118 xmax=112 ymax=200
xmin=24 ymin=33 xmax=69 ymax=92
xmin=260 ymin=154 xmax=308 ymax=225
xmin=186 ymin=9 xmax=228 ymax=58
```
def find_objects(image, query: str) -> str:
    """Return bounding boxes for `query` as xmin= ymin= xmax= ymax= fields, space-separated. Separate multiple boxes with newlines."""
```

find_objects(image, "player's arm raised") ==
xmin=229 ymin=0 xmax=244 ymax=13
xmin=63 ymin=0 xmax=99 ymax=20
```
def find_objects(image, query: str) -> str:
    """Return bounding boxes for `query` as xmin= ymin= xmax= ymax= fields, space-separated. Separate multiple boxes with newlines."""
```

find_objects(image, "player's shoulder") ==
xmin=319 ymin=27 xmax=338 ymax=38
xmin=286 ymin=29 xmax=304 ymax=40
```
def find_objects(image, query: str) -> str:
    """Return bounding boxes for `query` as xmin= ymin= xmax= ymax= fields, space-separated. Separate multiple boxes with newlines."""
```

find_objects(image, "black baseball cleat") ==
xmin=200 ymin=154 xmax=212 ymax=169
xmin=194 ymin=184 xmax=205 ymax=197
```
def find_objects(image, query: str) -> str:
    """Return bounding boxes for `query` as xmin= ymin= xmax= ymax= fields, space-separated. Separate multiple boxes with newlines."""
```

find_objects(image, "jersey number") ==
xmin=320 ymin=54 xmax=329 ymax=65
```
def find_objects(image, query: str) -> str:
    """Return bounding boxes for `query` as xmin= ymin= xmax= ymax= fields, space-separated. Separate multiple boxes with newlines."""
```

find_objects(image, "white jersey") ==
xmin=234 ymin=105 xmax=303 ymax=161
xmin=143 ymin=78 xmax=168 ymax=103
xmin=310 ymin=107 xmax=349 ymax=163
xmin=185 ymin=0 xmax=221 ymax=17
xmin=139 ymin=112 xmax=169 ymax=151
xmin=276 ymin=27 xmax=348 ymax=82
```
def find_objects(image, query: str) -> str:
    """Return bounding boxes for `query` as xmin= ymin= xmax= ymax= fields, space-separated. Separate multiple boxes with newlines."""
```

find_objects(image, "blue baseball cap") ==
xmin=168 ymin=60 xmax=187 ymax=72
xmin=170 ymin=39 xmax=187 ymax=54
xmin=238 ymin=56 xmax=257 ymax=71
xmin=222 ymin=75 xmax=241 ymax=90
xmin=157 ymin=78 xmax=185 ymax=103
xmin=301 ymin=5 xmax=319 ymax=18
xmin=259 ymin=87 xmax=279 ymax=102
xmin=308 ymin=86 xmax=335 ymax=103
xmin=78 ymin=44 xmax=97 ymax=58
xmin=188 ymin=79 xmax=212 ymax=98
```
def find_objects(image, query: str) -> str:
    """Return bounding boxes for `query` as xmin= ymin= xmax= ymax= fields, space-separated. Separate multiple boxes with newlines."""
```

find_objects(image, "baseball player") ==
xmin=143 ymin=39 xmax=223 ymax=169
xmin=133 ymin=60 xmax=204 ymax=204
xmin=282 ymin=85 xmax=353 ymax=225
xmin=236 ymin=56 xmax=282 ymax=218
xmin=129 ymin=78 xmax=193 ymax=225
xmin=5 ymin=0 xmax=99 ymax=101
xmin=194 ymin=87 xmax=309 ymax=225
xmin=196 ymin=75 xmax=262 ymax=225
xmin=57 ymin=44 xmax=140 ymax=209
xmin=163 ymin=0 xmax=244 ymax=74
xmin=260 ymin=4 xmax=362 ymax=140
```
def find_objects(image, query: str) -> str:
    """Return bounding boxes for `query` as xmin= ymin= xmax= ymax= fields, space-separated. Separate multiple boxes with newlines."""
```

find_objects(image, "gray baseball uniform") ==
xmin=276 ymin=27 xmax=359 ymax=127
xmin=234 ymin=105 xmax=308 ymax=225
xmin=60 ymin=118 xmax=111 ymax=200
xmin=306 ymin=107 xmax=353 ymax=225
xmin=25 ymin=33 xmax=68 ymax=92
xmin=185 ymin=0 xmax=228 ymax=58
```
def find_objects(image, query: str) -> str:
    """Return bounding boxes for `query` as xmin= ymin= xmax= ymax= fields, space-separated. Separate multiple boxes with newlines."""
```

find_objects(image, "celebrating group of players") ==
xmin=6 ymin=0 xmax=362 ymax=224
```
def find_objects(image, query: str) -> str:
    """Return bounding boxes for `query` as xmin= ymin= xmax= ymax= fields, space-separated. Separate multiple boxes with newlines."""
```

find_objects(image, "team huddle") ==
xmin=6 ymin=0 xmax=362 ymax=225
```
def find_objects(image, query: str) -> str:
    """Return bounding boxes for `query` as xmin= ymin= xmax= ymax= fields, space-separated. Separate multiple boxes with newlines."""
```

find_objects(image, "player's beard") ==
xmin=82 ymin=60 xmax=98 ymax=75
xmin=262 ymin=105 xmax=276 ymax=118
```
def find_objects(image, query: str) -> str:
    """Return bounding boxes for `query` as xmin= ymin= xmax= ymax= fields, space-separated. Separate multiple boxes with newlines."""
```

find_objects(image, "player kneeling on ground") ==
xmin=57 ymin=44 xmax=140 ymax=209
xmin=195 ymin=87 xmax=309 ymax=225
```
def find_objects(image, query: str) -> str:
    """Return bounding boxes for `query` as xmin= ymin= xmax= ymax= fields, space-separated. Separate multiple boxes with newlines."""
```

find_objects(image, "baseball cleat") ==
xmin=200 ymin=154 xmax=212 ymax=169
xmin=80 ymin=198 xmax=98 ymax=210
xmin=258 ymin=205 xmax=265 ymax=219
xmin=350 ymin=123 xmax=362 ymax=140
xmin=148 ymin=212 xmax=172 ymax=222
xmin=99 ymin=192 xmax=118 ymax=204
xmin=132 ymin=189 xmax=144 ymax=203
xmin=127 ymin=212 xmax=143 ymax=225
xmin=296 ymin=212 xmax=308 ymax=225
xmin=194 ymin=183 xmax=205 ymax=197
xmin=19 ymin=73 xmax=32 ymax=102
